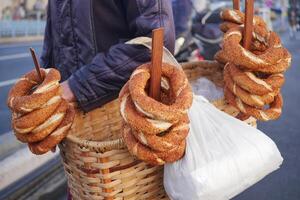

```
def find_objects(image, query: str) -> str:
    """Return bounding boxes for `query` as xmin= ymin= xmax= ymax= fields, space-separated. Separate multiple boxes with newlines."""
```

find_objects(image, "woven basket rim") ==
xmin=64 ymin=98 xmax=223 ymax=151
xmin=181 ymin=60 xmax=220 ymax=68
xmin=66 ymin=133 xmax=126 ymax=151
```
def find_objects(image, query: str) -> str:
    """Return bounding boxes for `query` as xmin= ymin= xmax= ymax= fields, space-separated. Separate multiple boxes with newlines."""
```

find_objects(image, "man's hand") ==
xmin=61 ymin=81 xmax=76 ymax=102
xmin=50 ymin=81 xmax=75 ymax=153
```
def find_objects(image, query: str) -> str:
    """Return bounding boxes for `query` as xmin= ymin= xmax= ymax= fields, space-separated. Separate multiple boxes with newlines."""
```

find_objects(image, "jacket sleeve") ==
xmin=40 ymin=3 xmax=53 ymax=68
xmin=68 ymin=0 xmax=175 ymax=112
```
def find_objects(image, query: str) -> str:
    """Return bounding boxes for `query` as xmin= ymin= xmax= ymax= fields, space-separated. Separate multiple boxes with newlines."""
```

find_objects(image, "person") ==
xmin=40 ymin=1 xmax=175 ymax=112
xmin=33 ymin=0 xmax=45 ymax=11
xmin=2 ymin=7 xmax=12 ymax=20
xmin=279 ymin=0 xmax=289 ymax=31
xmin=171 ymin=0 xmax=208 ymax=38
xmin=172 ymin=0 xmax=193 ymax=37
xmin=12 ymin=5 xmax=25 ymax=20
xmin=288 ymin=0 xmax=299 ymax=38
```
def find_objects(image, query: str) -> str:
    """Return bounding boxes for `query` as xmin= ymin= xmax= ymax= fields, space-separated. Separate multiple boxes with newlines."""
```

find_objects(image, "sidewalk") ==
xmin=0 ymin=146 xmax=59 ymax=190
xmin=0 ymin=131 xmax=24 ymax=160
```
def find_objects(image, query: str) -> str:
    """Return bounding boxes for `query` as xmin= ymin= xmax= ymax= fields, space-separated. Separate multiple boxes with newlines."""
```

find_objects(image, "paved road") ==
xmin=0 ymin=42 xmax=43 ymax=134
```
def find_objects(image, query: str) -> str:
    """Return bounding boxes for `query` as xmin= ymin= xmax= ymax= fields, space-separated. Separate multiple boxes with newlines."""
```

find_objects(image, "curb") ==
xmin=0 ymin=156 xmax=65 ymax=200
xmin=0 ymin=36 xmax=43 ymax=44
xmin=0 ymin=147 xmax=58 ymax=190
xmin=0 ymin=131 xmax=24 ymax=160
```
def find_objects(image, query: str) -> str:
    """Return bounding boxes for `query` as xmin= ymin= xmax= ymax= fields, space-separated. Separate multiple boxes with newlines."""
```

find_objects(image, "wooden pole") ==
xmin=149 ymin=28 xmax=164 ymax=101
xmin=243 ymin=0 xmax=254 ymax=50
xmin=30 ymin=48 xmax=57 ymax=151
xmin=29 ymin=47 xmax=43 ymax=82
xmin=233 ymin=0 xmax=240 ymax=10
xmin=238 ymin=0 xmax=254 ymax=121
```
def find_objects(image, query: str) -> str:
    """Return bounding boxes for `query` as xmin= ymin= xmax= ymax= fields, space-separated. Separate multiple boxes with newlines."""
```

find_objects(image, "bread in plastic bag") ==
xmin=164 ymin=95 xmax=283 ymax=200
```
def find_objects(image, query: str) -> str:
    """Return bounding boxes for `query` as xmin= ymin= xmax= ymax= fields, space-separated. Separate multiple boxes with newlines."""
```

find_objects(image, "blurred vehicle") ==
xmin=174 ymin=1 xmax=232 ymax=62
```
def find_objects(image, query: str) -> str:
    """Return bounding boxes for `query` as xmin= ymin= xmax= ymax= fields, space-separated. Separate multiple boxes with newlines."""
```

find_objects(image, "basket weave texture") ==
xmin=59 ymin=61 xmax=256 ymax=200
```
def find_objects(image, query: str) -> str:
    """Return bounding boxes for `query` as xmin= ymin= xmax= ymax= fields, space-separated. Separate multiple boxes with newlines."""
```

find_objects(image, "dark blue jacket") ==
xmin=41 ymin=0 xmax=175 ymax=112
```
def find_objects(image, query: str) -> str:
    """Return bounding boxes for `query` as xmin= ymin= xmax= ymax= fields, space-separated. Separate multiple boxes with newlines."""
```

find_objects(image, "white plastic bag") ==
xmin=191 ymin=77 xmax=223 ymax=101
xmin=164 ymin=95 xmax=283 ymax=200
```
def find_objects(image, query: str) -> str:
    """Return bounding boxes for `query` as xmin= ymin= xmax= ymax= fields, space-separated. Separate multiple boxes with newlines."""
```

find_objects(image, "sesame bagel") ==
xmin=220 ymin=22 xmax=269 ymax=52
xmin=218 ymin=9 xmax=290 ymax=121
xmin=220 ymin=9 xmax=267 ymax=27
xmin=7 ymin=68 xmax=61 ymax=113
xmin=128 ymin=63 xmax=193 ymax=123
xmin=216 ymin=27 xmax=291 ymax=73
xmin=224 ymin=87 xmax=283 ymax=121
xmin=131 ymin=115 xmax=189 ymax=152
xmin=220 ymin=9 xmax=269 ymax=37
xmin=119 ymin=63 xmax=192 ymax=165
xmin=12 ymin=94 xmax=62 ymax=134
xmin=15 ymin=100 xmax=69 ymax=143
xmin=28 ymin=104 xmax=75 ymax=155
xmin=122 ymin=124 xmax=186 ymax=166
xmin=224 ymin=64 xmax=279 ymax=108
xmin=119 ymin=83 xmax=173 ymax=135
xmin=226 ymin=63 xmax=284 ymax=95
xmin=7 ymin=68 xmax=76 ymax=155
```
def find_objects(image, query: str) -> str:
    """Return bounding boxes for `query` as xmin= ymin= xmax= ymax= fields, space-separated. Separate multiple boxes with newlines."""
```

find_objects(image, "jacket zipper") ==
xmin=90 ymin=0 xmax=98 ymax=55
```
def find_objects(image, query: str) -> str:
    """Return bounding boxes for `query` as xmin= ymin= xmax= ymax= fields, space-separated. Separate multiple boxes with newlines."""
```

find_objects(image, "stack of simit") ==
xmin=215 ymin=9 xmax=291 ymax=121
xmin=7 ymin=68 xmax=75 ymax=154
xmin=119 ymin=63 xmax=193 ymax=165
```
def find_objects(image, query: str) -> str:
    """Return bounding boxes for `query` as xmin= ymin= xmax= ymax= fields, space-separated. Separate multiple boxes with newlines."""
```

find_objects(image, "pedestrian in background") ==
xmin=288 ymin=0 xmax=299 ymax=38
xmin=172 ymin=0 xmax=193 ymax=37
xmin=1 ymin=7 xmax=12 ymax=20
xmin=12 ymin=5 xmax=25 ymax=20
xmin=280 ymin=0 xmax=289 ymax=31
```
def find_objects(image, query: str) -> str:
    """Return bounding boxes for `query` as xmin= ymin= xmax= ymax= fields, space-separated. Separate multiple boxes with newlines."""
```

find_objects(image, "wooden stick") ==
xmin=240 ymin=0 xmax=254 ymax=120
xmin=149 ymin=28 xmax=164 ymax=101
xmin=243 ymin=0 xmax=254 ymax=50
xmin=233 ymin=0 xmax=240 ymax=10
xmin=29 ymin=47 xmax=43 ymax=82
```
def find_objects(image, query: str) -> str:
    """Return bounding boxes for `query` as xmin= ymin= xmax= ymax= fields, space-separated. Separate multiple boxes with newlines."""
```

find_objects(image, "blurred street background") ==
xmin=0 ymin=0 xmax=299 ymax=200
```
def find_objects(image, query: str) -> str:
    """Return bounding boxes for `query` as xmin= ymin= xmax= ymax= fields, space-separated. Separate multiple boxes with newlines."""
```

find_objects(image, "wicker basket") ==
xmin=59 ymin=61 xmax=256 ymax=200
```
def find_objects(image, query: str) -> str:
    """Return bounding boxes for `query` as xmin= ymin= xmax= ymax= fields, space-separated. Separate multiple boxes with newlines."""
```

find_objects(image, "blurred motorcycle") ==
xmin=174 ymin=1 xmax=231 ymax=62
